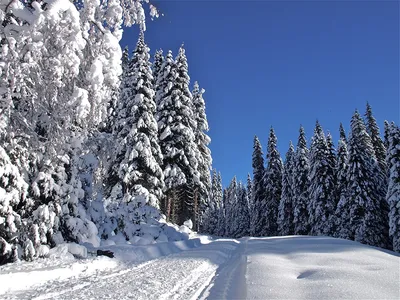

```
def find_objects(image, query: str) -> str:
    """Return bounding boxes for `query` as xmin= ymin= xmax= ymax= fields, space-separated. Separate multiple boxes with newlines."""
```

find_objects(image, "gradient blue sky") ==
xmin=121 ymin=0 xmax=400 ymax=187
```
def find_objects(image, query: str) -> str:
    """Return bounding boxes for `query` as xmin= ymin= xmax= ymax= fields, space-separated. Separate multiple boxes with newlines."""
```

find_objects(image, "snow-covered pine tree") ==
xmin=264 ymin=127 xmax=283 ymax=236
xmin=307 ymin=121 xmax=336 ymax=236
xmin=387 ymin=123 xmax=400 ymax=252
xmin=365 ymin=103 xmax=387 ymax=177
xmin=278 ymin=141 xmax=295 ymax=236
xmin=156 ymin=46 xmax=200 ymax=225
xmin=192 ymin=81 xmax=212 ymax=231
xmin=336 ymin=111 xmax=389 ymax=248
xmin=293 ymin=126 xmax=310 ymax=235
xmin=250 ymin=136 xmax=266 ymax=237
xmin=106 ymin=31 xmax=164 ymax=239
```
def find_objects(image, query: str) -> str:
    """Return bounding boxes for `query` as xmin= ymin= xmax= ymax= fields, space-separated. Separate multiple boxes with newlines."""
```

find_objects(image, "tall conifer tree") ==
xmin=365 ymin=103 xmax=387 ymax=177
xmin=307 ymin=122 xmax=336 ymax=236
xmin=250 ymin=136 xmax=266 ymax=236
xmin=264 ymin=127 xmax=283 ymax=236
xmin=387 ymin=123 xmax=400 ymax=252
xmin=336 ymin=111 xmax=389 ymax=248
xmin=278 ymin=142 xmax=295 ymax=236
xmin=156 ymin=46 xmax=200 ymax=225
xmin=293 ymin=126 xmax=310 ymax=235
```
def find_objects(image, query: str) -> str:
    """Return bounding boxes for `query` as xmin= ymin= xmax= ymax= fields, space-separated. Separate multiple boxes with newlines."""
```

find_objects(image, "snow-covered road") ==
xmin=2 ymin=236 xmax=399 ymax=300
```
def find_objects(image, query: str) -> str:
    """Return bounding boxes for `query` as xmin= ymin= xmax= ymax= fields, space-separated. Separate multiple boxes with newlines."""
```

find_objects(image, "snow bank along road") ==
xmin=1 ymin=236 xmax=399 ymax=300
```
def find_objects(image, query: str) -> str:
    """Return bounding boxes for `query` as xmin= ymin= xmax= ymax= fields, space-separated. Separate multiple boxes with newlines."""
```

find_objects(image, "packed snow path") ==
xmin=1 ymin=236 xmax=399 ymax=300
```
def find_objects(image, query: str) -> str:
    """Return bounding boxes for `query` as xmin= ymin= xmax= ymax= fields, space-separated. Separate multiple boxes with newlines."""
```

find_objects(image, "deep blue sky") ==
xmin=121 ymin=0 xmax=400 ymax=187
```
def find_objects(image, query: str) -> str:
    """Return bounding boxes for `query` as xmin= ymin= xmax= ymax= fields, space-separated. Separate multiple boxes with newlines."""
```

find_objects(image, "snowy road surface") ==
xmin=1 ymin=236 xmax=399 ymax=300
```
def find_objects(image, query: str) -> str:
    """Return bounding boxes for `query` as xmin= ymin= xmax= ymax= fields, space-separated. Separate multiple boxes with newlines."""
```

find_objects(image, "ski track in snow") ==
xmin=2 ymin=236 xmax=399 ymax=300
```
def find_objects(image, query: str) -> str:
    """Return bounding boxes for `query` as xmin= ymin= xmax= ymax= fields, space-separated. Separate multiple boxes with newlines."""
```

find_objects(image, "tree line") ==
xmin=202 ymin=105 xmax=400 ymax=252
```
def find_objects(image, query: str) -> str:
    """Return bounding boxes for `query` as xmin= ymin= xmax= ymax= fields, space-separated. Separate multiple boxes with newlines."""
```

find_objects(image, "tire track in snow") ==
xmin=13 ymin=240 xmax=240 ymax=300
xmin=198 ymin=237 xmax=249 ymax=300
xmin=4 ymin=260 xmax=155 ymax=300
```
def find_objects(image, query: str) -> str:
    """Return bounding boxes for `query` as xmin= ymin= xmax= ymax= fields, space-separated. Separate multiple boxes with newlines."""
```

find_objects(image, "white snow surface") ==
xmin=0 ymin=236 xmax=398 ymax=300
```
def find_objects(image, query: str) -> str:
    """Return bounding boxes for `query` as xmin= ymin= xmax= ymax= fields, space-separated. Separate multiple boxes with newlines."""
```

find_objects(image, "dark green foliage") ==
xmin=264 ymin=127 xmax=283 ymax=236
xmin=250 ymin=136 xmax=266 ymax=236
xmin=307 ymin=122 xmax=336 ymax=236
xmin=387 ymin=123 xmax=400 ymax=251
xmin=278 ymin=142 xmax=295 ymax=236
xmin=336 ymin=111 xmax=389 ymax=248
xmin=293 ymin=126 xmax=310 ymax=235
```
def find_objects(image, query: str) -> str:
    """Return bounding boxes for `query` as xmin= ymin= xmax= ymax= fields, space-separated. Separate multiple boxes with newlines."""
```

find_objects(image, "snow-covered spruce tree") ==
xmin=336 ymin=111 xmax=389 ymax=248
xmin=364 ymin=106 xmax=390 ymax=241
xmin=326 ymin=133 xmax=337 ymax=174
xmin=292 ymin=126 xmax=310 ymax=235
xmin=218 ymin=187 xmax=228 ymax=237
xmin=106 ymin=31 xmax=164 ymax=239
xmin=326 ymin=131 xmax=337 ymax=213
xmin=278 ymin=141 xmax=295 ymax=236
xmin=200 ymin=169 xmax=216 ymax=234
xmin=247 ymin=174 xmax=252 ymax=205
xmin=264 ymin=127 xmax=283 ymax=236
xmin=332 ymin=127 xmax=348 ymax=237
xmin=234 ymin=182 xmax=250 ymax=238
xmin=250 ymin=136 xmax=266 ymax=237
xmin=384 ymin=120 xmax=390 ymax=149
xmin=215 ymin=172 xmax=225 ymax=236
xmin=192 ymin=81 xmax=212 ymax=232
xmin=153 ymin=50 xmax=174 ymax=216
xmin=339 ymin=123 xmax=347 ymax=142
xmin=205 ymin=169 xmax=222 ymax=235
xmin=156 ymin=46 xmax=200 ymax=225
xmin=152 ymin=49 xmax=164 ymax=88
xmin=75 ymin=0 xmax=159 ymax=239
xmin=365 ymin=103 xmax=387 ymax=177
xmin=336 ymin=125 xmax=348 ymax=203
xmin=307 ymin=122 xmax=336 ymax=236
xmin=387 ymin=123 xmax=400 ymax=252
xmin=225 ymin=177 xmax=238 ymax=237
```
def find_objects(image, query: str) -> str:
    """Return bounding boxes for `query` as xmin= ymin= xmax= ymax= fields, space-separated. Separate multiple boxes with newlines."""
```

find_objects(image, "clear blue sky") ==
xmin=121 ymin=0 xmax=400 ymax=187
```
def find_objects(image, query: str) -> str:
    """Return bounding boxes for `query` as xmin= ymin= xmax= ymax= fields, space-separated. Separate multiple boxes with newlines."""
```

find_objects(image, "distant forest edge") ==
xmin=0 ymin=1 xmax=399 ymax=267
xmin=203 ymin=106 xmax=400 ymax=256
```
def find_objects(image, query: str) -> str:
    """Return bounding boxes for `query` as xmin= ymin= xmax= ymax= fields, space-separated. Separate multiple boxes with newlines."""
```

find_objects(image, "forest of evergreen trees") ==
xmin=0 ymin=1 xmax=399 ymax=266
xmin=202 ymin=106 xmax=400 ymax=253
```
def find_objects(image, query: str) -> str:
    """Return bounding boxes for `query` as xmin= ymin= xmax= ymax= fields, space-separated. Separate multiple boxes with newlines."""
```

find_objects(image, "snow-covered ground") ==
xmin=1 ymin=236 xmax=399 ymax=300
